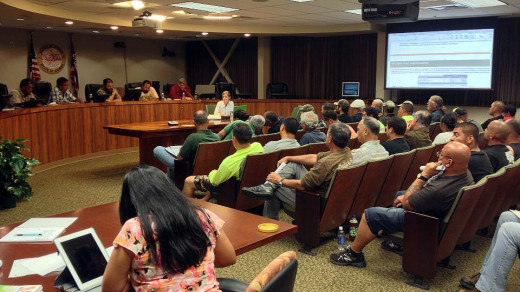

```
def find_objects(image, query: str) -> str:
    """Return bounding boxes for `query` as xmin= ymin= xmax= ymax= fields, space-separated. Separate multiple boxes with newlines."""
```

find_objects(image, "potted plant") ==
xmin=0 ymin=137 xmax=40 ymax=209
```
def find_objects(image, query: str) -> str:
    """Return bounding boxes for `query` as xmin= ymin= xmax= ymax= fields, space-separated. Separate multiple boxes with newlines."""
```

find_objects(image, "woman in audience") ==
xmin=214 ymin=90 xmax=234 ymax=116
xmin=102 ymin=165 xmax=236 ymax=292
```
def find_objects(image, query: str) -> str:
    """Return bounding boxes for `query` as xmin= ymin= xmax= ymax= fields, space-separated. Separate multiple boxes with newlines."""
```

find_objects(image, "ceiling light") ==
xmin=203 ymin=15 xmax=233 ymax=20
xmin=244 ymin=33 xmax=251 ymax=37
xmin=173 ymin=10 xmax=186 ymax=14
xmin=110 ymin=25 xmax=119 ymax=30
xmin=448 ymin=0 xmax=506 ymax=7
xmin=46 ymin=26 xmax=53 ymax=29
xmin=290 ymin=0 xmax=314 ymax=2
xmin=148 ymin=14 xmax=167 ymax=21
xmin=170 ymin=2 xmax=238 ymax=13
xmin=166 ymin=16 xmax=174 ymax=19
xmin=201 ymin=32 xmax=208 ymax=36
xmin=131 ymin=0 xmax=145 ymax=10
xmin=156 ymin=29 xmax=164 ymax=33
xmin=93 ymin=30 xmax=100 ymax=34
xmin=16 ymin=18 xmax=24 ymax=21
xmin=135 ymin=33 xmax=140 ymax=36
xmin=65 ymin=20 xmax=74 ymax=25
xmin=345 ymin=9 xmax=362 ymax=15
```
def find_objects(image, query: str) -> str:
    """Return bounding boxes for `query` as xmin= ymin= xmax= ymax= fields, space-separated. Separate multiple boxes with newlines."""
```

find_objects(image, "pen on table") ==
xmin=15 ymin=233 xmax=43 ymax=236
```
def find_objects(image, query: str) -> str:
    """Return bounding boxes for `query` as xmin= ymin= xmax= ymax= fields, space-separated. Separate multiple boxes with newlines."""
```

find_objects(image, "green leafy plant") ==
xmin=0 ymin=137 xmax=40 ymax=202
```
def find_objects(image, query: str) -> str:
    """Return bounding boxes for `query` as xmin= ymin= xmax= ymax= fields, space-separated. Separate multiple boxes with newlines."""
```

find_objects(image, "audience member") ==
xmin=458 ymin=211 xmax=520 ymax=292
xmin=318 ymin=102 xmax=335 ymax=127
xmin=483 ymin=120 xmax=515 ymax=172
xmin=506 ymin=119 xmax=520 ymax=160
xmin=338 ymin=99 xmax=353 ymax=123
xmin=503 ymin=104 xmax=516 ymax=121
xmin=371 ymin=98 xmax=383 ymax=110
xmin=453 ymin=107 xmax=483 ymax=133
xmin=299 ymin=111 xmax=326 ymax=146
xmin=97 ymin=78 xmax=121 ymax=102
xmin=265 ymin=111 xmax=284 ymax=134
xmin=264 ymin=117 xmax=300 ymax=152
xmin=250 ymin=115 xmax=266 ymax=136
xmin=183 ymin=123 xmax=264 ymax=200
xmin=381 ymin=116 xmax=410 ymax=155
xmin=300 ymin=104 xmax=315 ymax=114
xmin=138 ymin=80 xmax=159 ymax=101
xmin=433 ymin=112 xmax=458 ymax=145
xmin=9 ymin=78 xmax=36 ymax=105
xmin=352 ymin=117 xmax=389 ymax=165
xmin=153 ymin=111 xmax=220 ymax=178
xmin=102 ymin=165 xmax=236 ymax=291
xmin=427 ymin=95 xmax=445 ymax=123
xmin=380 ymin=100 xmax=396 ymax=125
xmin=404 ymin=110 xmax=432 ymax=149
xmin=323 ymin=110 xmax=338 ymax=127
xmin=218 ymin=109 xmax=252 ymax=140
xmin=481 ymin=101 xmax=505 ymax=130
xmin=214 ymin=90 xmax=234 ymax=116
xmin=451 ymin=122 xmax=493 ymax=183
xmin=397 ymin=101 xmax=414 ymax=125
xmin=334 ymin=99 xmax=347 ymax=115
xmin=169 ymin=78 xmax=192 ymax=100
xmin=330 ymin=142 xmax=473 ymax=268
xmin=350 ymin=99 xmax=365 ymax=123
xmin=241 ymin=123 xmax=353 ymax=219
xmin=363 ymin=107 xmax=385 ymax=133
xmin=49 ymin=77 xmax=79 ymax=104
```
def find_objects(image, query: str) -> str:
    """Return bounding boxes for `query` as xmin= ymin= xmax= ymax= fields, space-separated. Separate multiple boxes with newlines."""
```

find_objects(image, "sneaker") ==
xmin=329 ymin=247 xmax=367 ymax=268
xmin=460 ymin=273 xmax=480 ymax=290
xmin=241 ymin=184 xmax=274 ymax=200
xmin=381 ymin=240 xmax=403 ymax=255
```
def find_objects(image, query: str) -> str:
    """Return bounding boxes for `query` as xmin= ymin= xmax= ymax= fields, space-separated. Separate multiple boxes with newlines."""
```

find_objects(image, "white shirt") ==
xmin=214 ymin=100 xmax=234 ymax=115
xmin=432 ymin=131 xmax=453 ymax=145
xmin=352 ymin=140 xmax=389 ymax=165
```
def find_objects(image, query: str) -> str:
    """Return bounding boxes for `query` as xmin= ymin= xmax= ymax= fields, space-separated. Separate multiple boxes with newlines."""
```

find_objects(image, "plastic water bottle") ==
xmin=182 ymin=91 xmax=186 ymax=99
xmin=230 ymin=110 xmax=233 ymax=121
xmin=194 ymin=92 xmax=198 ymax=99
xmin=349 ymin=215 xmax=359 ymax=242
xmin=161 ymin=92 xmax=165 ymax=100
xmin=88 ymin=93 xmax=93 ymax=103
xmin=337 ymin=226 xmax=346 ymax=251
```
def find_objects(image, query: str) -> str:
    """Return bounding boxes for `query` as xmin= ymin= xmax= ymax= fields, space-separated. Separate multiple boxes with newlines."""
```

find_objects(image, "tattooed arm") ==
xmin=393 ymin=162 xmax=441 ymax=210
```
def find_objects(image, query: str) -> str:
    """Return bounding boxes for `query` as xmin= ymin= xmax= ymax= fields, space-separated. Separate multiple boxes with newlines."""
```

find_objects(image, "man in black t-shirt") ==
xmin=330 ymin=142 xmax=472 ymax=268
xmin=381 ymin=116 xmax=410 ymax=155
xmin=264 ymin=111 xmax=284 ymax=134
xmin=483 ymin=120 xmax=514 ymax=172
xmin=450 ymin=122 xmax=494 ymax=183
xmin=506 ymin=119 xmax=520 ymax=161
xmin=481 ymin=101 xmax=505 ymax=130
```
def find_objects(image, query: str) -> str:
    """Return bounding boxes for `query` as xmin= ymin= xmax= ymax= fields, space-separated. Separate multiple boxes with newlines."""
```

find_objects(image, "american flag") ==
xmin=69 ymin=38 xmax=79 ymax=96
xmin=28 ymin=35 xmax=40 ymax=82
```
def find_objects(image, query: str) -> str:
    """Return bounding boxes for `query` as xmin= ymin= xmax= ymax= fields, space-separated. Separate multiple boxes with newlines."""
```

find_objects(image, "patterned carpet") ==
xmin=1 ymin=148 xmax=518 ymax=291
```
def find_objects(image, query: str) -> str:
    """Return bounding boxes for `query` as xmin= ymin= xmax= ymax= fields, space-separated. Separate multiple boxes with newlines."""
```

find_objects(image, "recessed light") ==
xmin=65 ymin=21 xmax=74 ymax=25
xmin=16 ymin=18 xmax=24 ymax=21
xmin=203 ymin=15 xmax=233 ymax=20
xmin=156 ymin=29 xmax=164 ymax=33
xmin=131 ymin=0 xmax=145 ymax=10
xmin=135 ymin=33 xmax=140 ymax=36
xmin=148 ymin=14 xmax=167 ymax=21
xmin=201 ymin=32 xmax=208 ymax=36
xmin=110 ymin=26 xmax=119 ymax=30
xmin=173 ymin=10 xmax=186 ymax=15
xmin=46 ymin=26 xmax=53 ymax=29
xmin=170 ymin=2 xmax=238 ymax=13
xmin=244 ymin=33 xmax=251 ymax=37
xmin=93 ymin=30 xmax=100 ymax=34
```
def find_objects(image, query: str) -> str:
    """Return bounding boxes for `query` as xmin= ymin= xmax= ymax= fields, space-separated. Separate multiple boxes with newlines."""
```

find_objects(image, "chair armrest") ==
xmin=173 ymin=159 xmax=190 ymax=190
xmin=402 ymin=210 xmax=439 ymax=279
xmin=213 ymin=178 xmax=238 ymax=208
xmin=218 ymin=278 xmax=248 ymax=292
xmin=295 ymin=190 xmax=321 ymax=247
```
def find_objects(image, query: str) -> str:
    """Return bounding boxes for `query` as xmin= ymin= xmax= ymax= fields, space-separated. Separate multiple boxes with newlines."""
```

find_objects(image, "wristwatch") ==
xmin=279 ymin=178 xmax=285 ymax=187
xmin=417 ymin=174 xmax=429 ymax=182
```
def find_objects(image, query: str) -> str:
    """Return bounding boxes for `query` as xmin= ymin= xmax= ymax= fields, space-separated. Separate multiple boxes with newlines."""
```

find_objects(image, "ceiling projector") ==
xmin=132 ymin=11 xmax=162 ymax=28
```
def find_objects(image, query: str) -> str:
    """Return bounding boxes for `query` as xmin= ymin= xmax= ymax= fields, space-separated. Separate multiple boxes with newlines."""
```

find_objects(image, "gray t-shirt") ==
xmin=409 ymin=171 xmax=473 ymax=219
xmin=263 ymin=138 xmax=300 ymax=153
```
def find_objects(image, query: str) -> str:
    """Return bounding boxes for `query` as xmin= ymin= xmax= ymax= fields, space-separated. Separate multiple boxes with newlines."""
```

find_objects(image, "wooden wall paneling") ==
xmin=83 ymin=105 xmax=94 ymax=155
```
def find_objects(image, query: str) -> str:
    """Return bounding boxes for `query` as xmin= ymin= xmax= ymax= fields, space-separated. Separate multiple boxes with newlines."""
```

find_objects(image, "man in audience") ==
xmin=169 ymin=78 xmax=192 ymax=100
xmin=300 ymin=104 xmax=315 ymax=114
xmin=459 ymin=211 xmax=520 ymax=292
xmin=250 ymin=115 xmax=266 ymax=136
xmin=138 ymin=80 xmax=159 ymax=100
xmin=503 ymin=104 xmax=516 ymax=121
xmin=299 ymin=111 xmax=326 ymax=145
xmin=323 ymin=110 xmax=339 ymax=127
xmin=454 ymin=107 xmax=483 ymax=133
xmin=350 ymin=99 xmax=365 ymax=123
xmin=241 ymin=123 xmax=352 ymax=219
xmin=334 ymin=99 xmax=347 ymax=115
xmin=483 ymin=120 xmax=515 ymax=172
xmin=427 ymin=95 xmax=445 ymax=123
xmin=219 ymin=110 xmax=263 ymax=140
xmin=49 ymin=77 xmax=80 ymax=104
xmin=481 ymin=101 xmax=505 ymax=130
xmin=381 ymin=116 xmax=410 ymax=155
xmin=9 ymin=78 xmax=36 ymax=105
xmin=433 ymin=112 xmax=458 ymax=145
xmin=97 ymin=78 xmax=121 ymax=102
xmin=371 ymin=98 xmax=383 ymax=111
xmin=352 ymin=117 xmax=389 ymax=165
xmin=381 ymin=100 xmax=396 ymax=125
xmin=397 ymin=101 xmax=414 ymax=125
xmin=265 ymin=111 xmax=284 ymax=134
xmin=153 ymin=111 xmax=220 ymax=178
xmin=318 ymin=102 xmax=336 ymax=127
xmin=506 ymin=119 xmax=520 ymax=160
xmin=263 ymin=117 xmax=301 ymax=152
xmin=450 ymin=122 xmax=493 ymax=183
xmin=363 ymin=107 xmax=385 ymax=133
xmin=404 ymin=110 xmax=432 ymax=149
xmin=338 ymin=99 xmax=353 ymax=123
xmin=183 ymin=123 xmax=264 ymax=200
xmin=330 ymin=142 xmax=473 ymax=268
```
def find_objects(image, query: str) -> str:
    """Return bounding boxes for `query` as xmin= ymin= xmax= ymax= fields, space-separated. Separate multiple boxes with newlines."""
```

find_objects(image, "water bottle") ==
xmin=182 ymin=91 xmax=186 ymax=99
xmin=161 ymin=92 xmax=165 ymax=100
xmin=88 ymin=93 xmax=93 ymax=103
xmin=349 ymin=215 xmax=359 ymax=242
xmin=230 ymin=110 xmax=233 ymax=121
xmin=194 ymin=92 xmax=198 ymax=99
xmin=337 ymin=226 xmax=346 ymax=251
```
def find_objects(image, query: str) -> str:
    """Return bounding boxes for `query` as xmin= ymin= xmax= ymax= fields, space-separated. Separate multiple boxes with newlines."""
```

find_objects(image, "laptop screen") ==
xmin=60 ymin=233 xmax=107 ymax=283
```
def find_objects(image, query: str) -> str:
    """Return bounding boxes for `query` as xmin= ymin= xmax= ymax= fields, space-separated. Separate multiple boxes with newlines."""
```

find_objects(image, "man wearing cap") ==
xmin=350 ymin=99 xmax=365 ymax=123
xmin=169 ymin=78 xmax=193 ymax=100
xmin=398 ymin=101 xmax=414 ymax=125
xmin=453 ymin=107 xmax=483 ymax=133
xmin=338 ymin=99 xmax=353 ymax=123
xmin=404 ymin=110 xmax=432 ymax=149
xmin=381 ymin=100 xmax=396 ymax=125
xmin=427 ymin=95 xmax=445 ymax=123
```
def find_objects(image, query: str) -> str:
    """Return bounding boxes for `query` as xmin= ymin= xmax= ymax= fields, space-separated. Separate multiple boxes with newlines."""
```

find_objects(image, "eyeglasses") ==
xmin=436 ymin=151 xmax=452 ymax=159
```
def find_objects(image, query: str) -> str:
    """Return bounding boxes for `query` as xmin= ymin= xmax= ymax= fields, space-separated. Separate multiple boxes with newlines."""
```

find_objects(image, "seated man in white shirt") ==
xmin=49 ymin=77 xmax=80 ymax=104
xmin=352 ymin=116 xmax=389 ymax=165
xmin=9 ymin=78 xmax=36 ymax=106
xmin=214 ymin=90 xmax=234 ymax=116
xmin=138 ymin=80 xmax=159 ymax=101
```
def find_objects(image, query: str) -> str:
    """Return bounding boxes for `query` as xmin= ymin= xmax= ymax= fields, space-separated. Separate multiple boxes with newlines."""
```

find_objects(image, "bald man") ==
xmin=483 ymin=120 xmax=515 ymax=172
xmin=506 ymin=119 xmax=520 ymax=161
xmin=371 ymin=98 xmax=383 ymax=110
xmin=481 ymin=101 xmax=505 ymax=130
xmin=330 ymin=142 xmax=473 ymax=268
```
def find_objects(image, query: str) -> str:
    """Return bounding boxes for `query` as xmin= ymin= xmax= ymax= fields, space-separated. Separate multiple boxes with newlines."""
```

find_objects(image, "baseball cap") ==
xmin=301 ymin=104 xmax=315 ymax=113
xmin=398 ymin=100 xmax=413 ymax=106
xmin=350 ymin=99 xmax=365 ymax=109
xmin=384 ymin=100 xmax=396 ymax=108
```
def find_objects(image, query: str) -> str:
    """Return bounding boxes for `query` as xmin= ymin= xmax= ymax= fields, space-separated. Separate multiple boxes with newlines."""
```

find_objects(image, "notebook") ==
xmin=165 ymin=145 xmax=182 ymax=157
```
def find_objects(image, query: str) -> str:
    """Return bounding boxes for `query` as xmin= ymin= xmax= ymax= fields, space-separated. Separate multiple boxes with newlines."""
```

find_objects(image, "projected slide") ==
xmin=386 ymin=29 xmax=494 ymax=89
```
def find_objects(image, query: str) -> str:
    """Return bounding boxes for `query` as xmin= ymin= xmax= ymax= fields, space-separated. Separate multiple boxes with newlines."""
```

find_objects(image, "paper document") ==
xmin=0 ymin=217 xmax=77 ymax=242
xmin=165 ymin=145 xmax=181 ymax=157
xmin=265 ymin=163 xmax=286 ymax=185
xmin=207 ymin=114 xmax=221 ymax=120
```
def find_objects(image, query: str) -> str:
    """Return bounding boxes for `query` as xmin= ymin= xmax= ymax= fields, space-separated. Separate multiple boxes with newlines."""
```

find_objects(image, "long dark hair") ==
xmin=119 ymin=165 xmax=211 ymax=273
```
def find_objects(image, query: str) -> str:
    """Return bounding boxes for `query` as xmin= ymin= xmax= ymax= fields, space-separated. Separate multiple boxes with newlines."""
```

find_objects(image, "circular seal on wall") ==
xmin=38 ymin=44 xmax=66 ymax=74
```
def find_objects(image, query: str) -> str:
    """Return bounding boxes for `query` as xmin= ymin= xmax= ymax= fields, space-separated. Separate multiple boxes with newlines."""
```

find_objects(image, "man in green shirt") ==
xmin=153 ymin=110 xmax=219 ymax=177
xmin=183 ymin=123 xmax=264 ymax=200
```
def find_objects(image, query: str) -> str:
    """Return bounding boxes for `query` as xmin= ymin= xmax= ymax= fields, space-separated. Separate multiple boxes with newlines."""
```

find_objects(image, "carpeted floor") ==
xmin=1 ymin=148 xmax=518 ymax=291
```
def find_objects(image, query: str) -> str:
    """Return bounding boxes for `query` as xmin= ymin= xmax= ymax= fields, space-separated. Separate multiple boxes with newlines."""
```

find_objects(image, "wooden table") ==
xmin=0 ymin=200 xmax=297 ymax=289
xmin=104 ymin=120 xmax=229 ymax=170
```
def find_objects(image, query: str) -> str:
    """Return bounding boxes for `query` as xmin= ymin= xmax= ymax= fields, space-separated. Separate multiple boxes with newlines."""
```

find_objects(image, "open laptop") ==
xmin=54 ymin=228 xmax=109 ymax=292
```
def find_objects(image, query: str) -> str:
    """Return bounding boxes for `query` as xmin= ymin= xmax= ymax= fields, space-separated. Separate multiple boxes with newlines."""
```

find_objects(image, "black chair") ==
xmin=124 ymin=82 xmax=141 ymax=93
xmin=215 ymin=82 xmax=236 ymax=99
xmin=0 ymin=83 xmax=9 ymax=109
xmin=84 ymin=84 xmax=104 ymax=102
xmin=266 ymin=83 xmax=289 ymax=99
xmin=151 ymin=81 xmax=160 ymax=96
xmin=163 ymin=83 xmax=175 ymax=98
xmin=32 ymin=81 xmax=52 ymax=102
